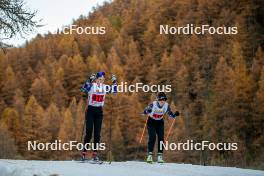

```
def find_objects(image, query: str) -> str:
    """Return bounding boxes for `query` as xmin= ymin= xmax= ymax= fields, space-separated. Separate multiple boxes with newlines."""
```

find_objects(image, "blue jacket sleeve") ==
xmin=80 ymin=81 xmax=92 ymax=93
xmin=143 ymin=103 xmax=153 ymax=115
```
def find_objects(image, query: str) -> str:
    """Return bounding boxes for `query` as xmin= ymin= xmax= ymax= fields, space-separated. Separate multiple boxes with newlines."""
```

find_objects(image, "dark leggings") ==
xmin=147 ymin=117 xmax=164 ymax=153
xmin=83 ymin=105 xmax=103 ymax=151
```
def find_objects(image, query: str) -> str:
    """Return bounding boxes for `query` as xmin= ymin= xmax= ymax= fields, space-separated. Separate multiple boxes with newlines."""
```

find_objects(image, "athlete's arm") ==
xmin=143 ymin=103 xmax=153 ymax=115
xmin=105 ymin=74 xmax=118 ymax=94
xmin=80 ymin=80 xmax=93 ymax=93
xmin=104 ymin=82 xmax=117 ymax=94
xmin=167 ymin=105 xmax=176 ymax=118
xmin=166 ymin=105 xmax=180 ymax=118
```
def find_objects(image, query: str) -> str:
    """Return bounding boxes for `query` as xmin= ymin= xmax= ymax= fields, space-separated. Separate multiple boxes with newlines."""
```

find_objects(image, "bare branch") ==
xmin=0 ymin=0 xmax=38 ymax=49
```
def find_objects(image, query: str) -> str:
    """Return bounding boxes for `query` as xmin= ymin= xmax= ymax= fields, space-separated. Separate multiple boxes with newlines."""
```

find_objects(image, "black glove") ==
xmin=174 ymin=111 xmax=180 ymax=117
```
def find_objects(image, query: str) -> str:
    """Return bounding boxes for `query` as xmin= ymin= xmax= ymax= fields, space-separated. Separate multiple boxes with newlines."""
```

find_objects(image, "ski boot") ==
xmin=157 ymin=153 xmax=164 ymax=163
xmin=146 ymin=152 xmax=153 ymax=163
xmin=91 ymin=151 xmax=103 ymax=164
xmin=92 ymin=151 xmax=99 ymax=162
xmin=92 ymin=152 xmax=100 ymax=162
xmin=81 ymin=151 xmax=86 ymax=161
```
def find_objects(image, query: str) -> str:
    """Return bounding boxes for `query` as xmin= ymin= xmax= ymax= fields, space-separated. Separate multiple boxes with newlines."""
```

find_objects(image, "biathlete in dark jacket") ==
xmin=143 ymin=92 xmax=180 ymax=163
xmin=80 ymin=71 xmax=117 ymax=162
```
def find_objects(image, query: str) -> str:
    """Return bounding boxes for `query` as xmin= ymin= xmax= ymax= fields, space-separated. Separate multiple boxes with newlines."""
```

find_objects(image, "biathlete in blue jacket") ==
xmin=80 ymin=71 xmax=117 ymax=162
xmin=143 ymin=92 xmax=180 ymax=163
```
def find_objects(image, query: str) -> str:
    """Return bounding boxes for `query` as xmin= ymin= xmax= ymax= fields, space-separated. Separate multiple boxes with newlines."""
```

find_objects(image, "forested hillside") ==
xmin=0 ymin=0 xmax=263 ymax=169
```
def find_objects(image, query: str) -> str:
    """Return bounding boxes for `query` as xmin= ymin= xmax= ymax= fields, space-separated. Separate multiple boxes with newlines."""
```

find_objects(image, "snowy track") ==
xmin=0 ymin=160 xmax=263 ymax=176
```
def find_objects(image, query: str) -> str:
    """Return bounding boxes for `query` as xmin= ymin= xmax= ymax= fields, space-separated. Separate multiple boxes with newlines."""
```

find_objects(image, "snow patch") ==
xmin=0 ymin=160 xmax=52 ymax=176
xmin=0 ymin=160 xmax=263 ymax=176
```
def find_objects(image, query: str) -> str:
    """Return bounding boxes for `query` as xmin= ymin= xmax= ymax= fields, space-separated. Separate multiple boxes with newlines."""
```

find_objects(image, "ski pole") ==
xmin=139 ymin=118 xmax=148 ymax=144
xmin=80 ymin=96 xmax=89 ymax=143
xmin=80 ymin=117 xmax=85 ymax=143
xmin=108 ymin=95 xmax=114 ymax=164
xmin=108 ymin=73 xmax=117 ymax=164
xmin=165 ymin=117 xmax=176 ymax=142
xmin=134 ymin=116 xmax=148 ymax=160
